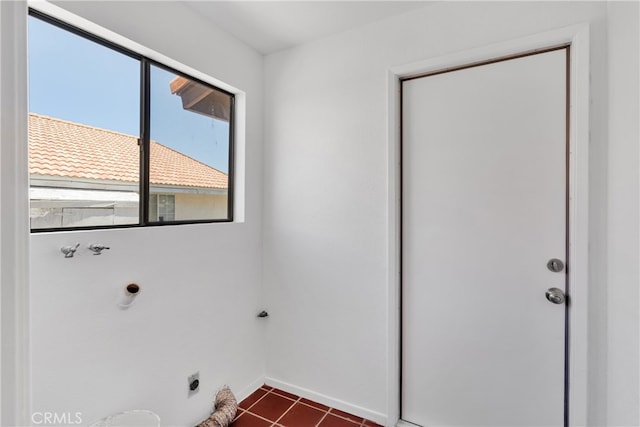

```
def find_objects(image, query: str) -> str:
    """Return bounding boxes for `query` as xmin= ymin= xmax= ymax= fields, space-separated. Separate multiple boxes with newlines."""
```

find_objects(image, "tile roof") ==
xmin=29 ymin=113 xmax=228 ymax=190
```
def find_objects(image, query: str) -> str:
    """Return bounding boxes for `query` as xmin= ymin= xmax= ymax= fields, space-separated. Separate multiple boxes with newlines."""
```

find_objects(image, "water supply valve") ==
xmin=60 ymin=243 xmax=80 ymax=258
xmin=88 ymin=243 xmax=110 ymax=255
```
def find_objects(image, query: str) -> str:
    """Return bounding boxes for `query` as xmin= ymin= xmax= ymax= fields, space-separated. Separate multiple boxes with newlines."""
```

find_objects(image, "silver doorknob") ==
xmin=545 ymin=287 xmax=566 ymax=304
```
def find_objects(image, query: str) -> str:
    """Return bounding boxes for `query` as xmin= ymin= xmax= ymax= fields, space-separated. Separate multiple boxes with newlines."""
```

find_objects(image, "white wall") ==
xmin=29 ymin=2 xmax=264 ymax=426
xmin=0 ymin=2 xmax=30 ymax=425
xmin=10 ymin=1 xmax=639 ymax=426
xmin=263 ymin=1 xmax=638 ymax=425
xmin=606 ymin=1 xmax=640 ymax=424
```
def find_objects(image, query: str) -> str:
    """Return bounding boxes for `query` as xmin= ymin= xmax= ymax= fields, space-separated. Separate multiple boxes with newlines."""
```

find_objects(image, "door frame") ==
xmin=386 ymin=23 xmax=590 ymax=427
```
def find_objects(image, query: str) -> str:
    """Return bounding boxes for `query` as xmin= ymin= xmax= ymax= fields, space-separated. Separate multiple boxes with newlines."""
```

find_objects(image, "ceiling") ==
xmin=183 ymin=1 xmax=432 ymax=55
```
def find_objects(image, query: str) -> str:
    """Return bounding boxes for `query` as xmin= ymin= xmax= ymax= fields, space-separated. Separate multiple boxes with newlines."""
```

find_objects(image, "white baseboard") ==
xmin=236 ymin=374 xmax=265 ymax=403
xmin=264 ymin=377 xmax=387 ymax=426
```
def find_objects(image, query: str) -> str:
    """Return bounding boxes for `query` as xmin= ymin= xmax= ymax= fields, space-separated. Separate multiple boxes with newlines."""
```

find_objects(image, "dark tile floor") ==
xmin=232 ymin=385 xmax=382 ymax=427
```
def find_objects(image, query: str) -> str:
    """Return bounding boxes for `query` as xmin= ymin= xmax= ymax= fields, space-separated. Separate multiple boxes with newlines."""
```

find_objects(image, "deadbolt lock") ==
xmin=547 ymin=258 xmax=564 ymax=273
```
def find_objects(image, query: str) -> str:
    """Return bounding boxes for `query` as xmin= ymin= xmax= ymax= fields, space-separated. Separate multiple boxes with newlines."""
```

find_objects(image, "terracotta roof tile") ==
xmin=28 ymin=113 xmax=228 ymax=190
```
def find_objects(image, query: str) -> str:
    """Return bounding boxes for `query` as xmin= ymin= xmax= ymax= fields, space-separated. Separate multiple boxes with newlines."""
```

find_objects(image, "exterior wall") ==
xmin=27 ymin=2 xmax=264 ymax=426
xmin=29 ymin=191 xmax=227 ymax=228
xmin=175 ymin=193 xmax=228 ymax=221
xmin=263 ymin=1 xmax=638 ymax=425
xmin=29 ymin=186 xmax=228 ymax=228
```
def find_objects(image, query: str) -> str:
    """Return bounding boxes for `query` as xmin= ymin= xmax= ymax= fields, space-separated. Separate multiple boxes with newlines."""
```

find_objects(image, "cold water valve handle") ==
xmin=88 ymin=243 xmax=110 ymax=255
xmin=60 ymin=243 xmax=80 ymax=258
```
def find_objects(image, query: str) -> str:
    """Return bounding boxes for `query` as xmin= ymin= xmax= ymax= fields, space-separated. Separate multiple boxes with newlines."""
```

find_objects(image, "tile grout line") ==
xmin=272 ymin=393 xmax=331 ymax=427
xmin=242 ymin=387 xmax=299 ymax=426
xmin=243 ymin=388 xmax=278 ymax=425
xmin=327 ymin=408 xmax=364 ymax=425
xmin=271 ymin=396 xmax=300 ymax=425
xmin=314 ymin=409 xmax=331 ymax=427
xmin=245 ymin=411 xmax=278 ymax=425
xmin=242 ymin=406 xmax=279 ymax=426
xmin=239 ymin=387 xmax=376 ymax=427
xmin=271 ymin=391 xmax=361 ymax=425
xmin=232 ymin=408 xmax=244 ymax=422
xmin=240 ymin=387 xmax=272 ymax=413
xmin=296 ymin=399 xmax=329 ymax=413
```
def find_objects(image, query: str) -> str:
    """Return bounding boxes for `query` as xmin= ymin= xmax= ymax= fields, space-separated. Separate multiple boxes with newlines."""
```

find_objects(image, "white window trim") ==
xmin=0 ymin=1 xmax=30 ymax=425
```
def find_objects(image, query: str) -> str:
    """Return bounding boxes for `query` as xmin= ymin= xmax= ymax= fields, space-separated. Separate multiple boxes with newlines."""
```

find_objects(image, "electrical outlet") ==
xmin=188 ymin=372 xmax=199 ymax=396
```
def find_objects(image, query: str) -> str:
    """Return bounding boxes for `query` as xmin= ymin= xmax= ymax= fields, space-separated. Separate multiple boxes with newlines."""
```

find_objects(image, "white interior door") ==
xmin=401 ymin=48 xmax=568 ymax=427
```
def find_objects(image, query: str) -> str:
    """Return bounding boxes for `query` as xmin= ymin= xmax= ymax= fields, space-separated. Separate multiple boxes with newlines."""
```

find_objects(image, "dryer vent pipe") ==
xmin=196 ymin=386 xmax=238 ymax=427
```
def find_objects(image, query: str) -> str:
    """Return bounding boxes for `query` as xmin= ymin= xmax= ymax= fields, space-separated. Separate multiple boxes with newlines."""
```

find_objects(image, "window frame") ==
xmin=28 ymin=9 xmax=235 ymax=233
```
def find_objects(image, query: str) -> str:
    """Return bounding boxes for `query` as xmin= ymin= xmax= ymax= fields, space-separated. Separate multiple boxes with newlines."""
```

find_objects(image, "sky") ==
xmin=28 ymin=15 xmax=231 ymax=174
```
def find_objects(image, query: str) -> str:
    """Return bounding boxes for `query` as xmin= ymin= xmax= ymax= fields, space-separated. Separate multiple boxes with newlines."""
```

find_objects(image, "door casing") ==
xmin=385 ymin=23 xmax=590 ymax=427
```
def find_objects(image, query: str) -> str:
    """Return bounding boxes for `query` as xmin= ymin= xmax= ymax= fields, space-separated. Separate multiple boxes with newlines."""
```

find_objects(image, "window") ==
xmin=150 ymin=194 xmax=175 ymax=222
xmin=28 ymin=10 xmax=234 ymax=232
